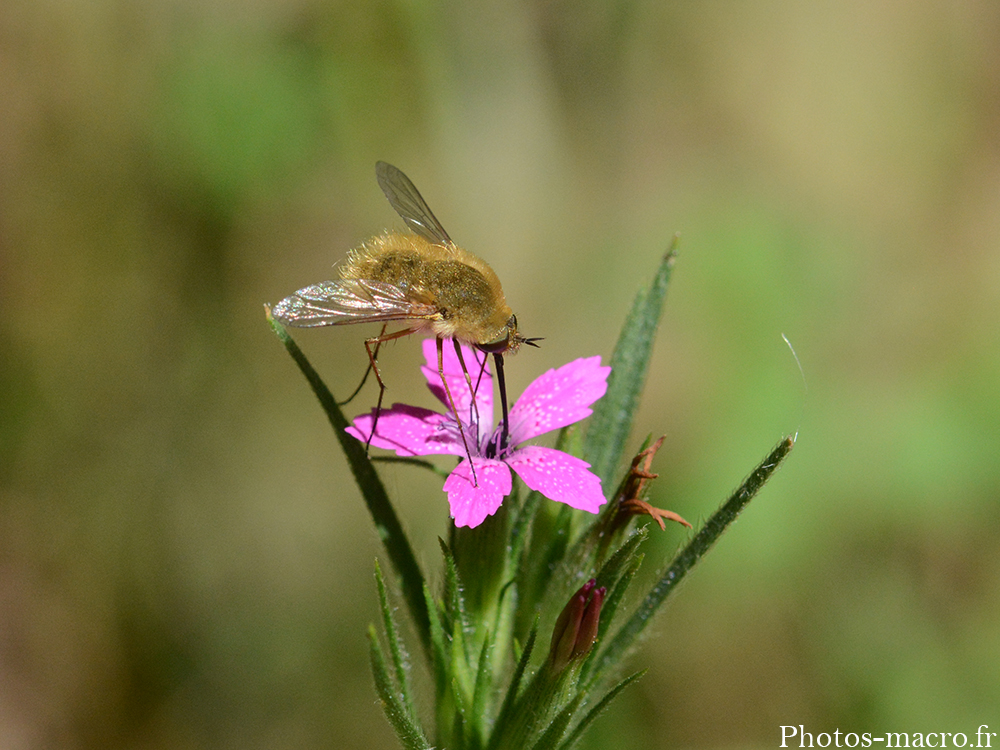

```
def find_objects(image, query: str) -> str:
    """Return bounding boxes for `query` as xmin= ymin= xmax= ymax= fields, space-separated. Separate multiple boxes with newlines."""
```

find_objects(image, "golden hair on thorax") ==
xmin=272 ymin=161 xmax=540 ymax=476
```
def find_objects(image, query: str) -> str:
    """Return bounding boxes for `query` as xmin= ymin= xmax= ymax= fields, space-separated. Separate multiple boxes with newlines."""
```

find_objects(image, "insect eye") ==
xmin=477 ymin=315 xmax=519 ymax=354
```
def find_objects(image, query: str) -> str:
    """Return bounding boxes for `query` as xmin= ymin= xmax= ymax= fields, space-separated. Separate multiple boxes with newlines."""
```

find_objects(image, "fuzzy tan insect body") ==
xmin=340 ymin=232 xmax=514 ymax=348
xmin=272 ymin=162 xmax=539 ymax=475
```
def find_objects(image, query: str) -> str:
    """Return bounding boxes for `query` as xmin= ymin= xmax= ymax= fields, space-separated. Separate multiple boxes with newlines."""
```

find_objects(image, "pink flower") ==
xmin=347 ymin=339 xmax=611 ymax=528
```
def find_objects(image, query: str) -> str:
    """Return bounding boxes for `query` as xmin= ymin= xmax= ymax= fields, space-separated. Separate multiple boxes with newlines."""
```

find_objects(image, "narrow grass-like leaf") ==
xmin=556 ymin=671 xmax=646 ymax=750
xmin=528 ymin=694 xmax=583 ymax=750
xmin=426 ymin=583 xmax=464 ymax=749
xmin=450 ymin=676 xmax=469 ymax=750
xmin=439 ymin=538 xmax=474 ymax=666
xmin=595 ymin=550 xmax=642 ymax=646
xmin=592 ymin=527 xmax=647 ymax=594
xmin=439 ymin=540 xmax=478 ymax=725
xmin=423 ymin=584 xmax=449 ymax=702
xmin=374 ymin=560 xmax=416 ymax=719
xmin=591 ymin=435 xmax=795 ymax=677
xmin=267 ymin=311 xmax=430 ymax=652
xmin=575 ymin=530 xmax=646 ymax=684
xmin=440 ymin=538 xmax=461 ymax=629
xmin=368 ymin=626 xmax=432 ymax=750
xmin=583 ymin=238 xmax=678 ymax=490
xmin=450 ymin=626 xmax=475 ymax=727
xmin=580 ymin=551 xmax=643 ymax=686
xmin=469 ymin=633 xmax=494 ymax=750
xmin=488 ymin=623 xmax=538 ymax=750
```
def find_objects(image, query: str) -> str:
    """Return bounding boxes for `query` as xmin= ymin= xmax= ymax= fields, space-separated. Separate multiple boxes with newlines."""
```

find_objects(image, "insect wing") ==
xmin=375 ymin=161 xmax=453 ymax=246
xmin=272 ymin=279 xmax=437 ymax=327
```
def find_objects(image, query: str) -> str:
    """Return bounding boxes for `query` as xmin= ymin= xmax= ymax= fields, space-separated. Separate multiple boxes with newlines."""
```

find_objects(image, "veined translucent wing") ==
xmin=375 ymin=161 xmax=453 ymax=247
xmin=272 ymin=279 xmax=439 ymax=328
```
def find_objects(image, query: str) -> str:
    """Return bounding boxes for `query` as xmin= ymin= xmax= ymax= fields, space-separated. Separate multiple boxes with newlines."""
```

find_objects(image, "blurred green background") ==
xmin=2 ymin=1 xmax=999 ymax=748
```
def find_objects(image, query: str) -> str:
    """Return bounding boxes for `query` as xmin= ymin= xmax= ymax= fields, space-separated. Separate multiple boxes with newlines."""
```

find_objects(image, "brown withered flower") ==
xmin=618 ymin=436 xmax=691 ymax=531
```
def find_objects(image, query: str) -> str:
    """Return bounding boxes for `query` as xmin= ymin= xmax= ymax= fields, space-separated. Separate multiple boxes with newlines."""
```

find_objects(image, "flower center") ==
xmin=483 ymin=428 xmax=511 ymax=460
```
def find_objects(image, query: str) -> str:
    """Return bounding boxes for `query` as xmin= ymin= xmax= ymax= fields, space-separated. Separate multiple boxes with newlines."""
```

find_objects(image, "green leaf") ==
xmin=423 ymin=583 xmax=449 ymax=702
xmin=450 ymin=626 xmax=475 ymax=722
xmin=528 ymin=694 xmax=583 ymax=750
xmin=439 ymin=540 xmax=478 ymax=732
xmin=469 ymin=633 xmax=494 ymax=750
xmin=591 ymin=435 xmax=795 ymax=677
xmin=592 ymin=527 xmax=647 ymax=596
xmin=488 ymin=623 xmax=538 ymax=750
xmin=449 ymin=677 xmax=469 ymax=750
xmin=583 ymin=238 xmax=678 ymax=491
xmin=374 ymin=560 xmax=417 ymax=720
xmin=425 ymin=583 xmax=459 ymax=748
xmin=556 ymin=671 xmax=646 ymax=750
xmin=595 ymin=550 xmax=643 ymax=647
xmin=578 ymin=530 xmax=647 ymax=684
xmin=368 ymin=626 xmax=432 ymax=750
xmin=439 ymin=539 xmax=474 ymax=666
xmin=267 ymin=312 xmax=430 ymax=652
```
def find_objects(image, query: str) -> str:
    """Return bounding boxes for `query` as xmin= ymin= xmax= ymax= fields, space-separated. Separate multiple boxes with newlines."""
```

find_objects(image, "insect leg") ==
xmin=451 ymin=339 xmax=481 ymax=437
xmin=338 ymin=323 xmax=388 ymax=406
xmin=438 ymin=337 xmax=479 ymax=487
xmin=364 ymin=327 xmax=419 ymax=452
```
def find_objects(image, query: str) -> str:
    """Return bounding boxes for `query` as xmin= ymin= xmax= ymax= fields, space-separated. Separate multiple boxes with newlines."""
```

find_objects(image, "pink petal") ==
xmin=348 ymin=404 xmax=465 ymax=457
xmin=507 ymin=446 xmax=606 ymax=514
xmin=507 ymin=356 xmax=611 ymax=444
xmin=420 ymin=338 xmax=494 ymax=442
xmin=443 ymin=458 xmax=512 ymax=528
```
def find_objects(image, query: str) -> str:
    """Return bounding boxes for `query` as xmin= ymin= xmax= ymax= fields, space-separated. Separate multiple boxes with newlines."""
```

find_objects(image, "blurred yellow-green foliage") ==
xmin=2 ymin=1 xmax=999 ymax=748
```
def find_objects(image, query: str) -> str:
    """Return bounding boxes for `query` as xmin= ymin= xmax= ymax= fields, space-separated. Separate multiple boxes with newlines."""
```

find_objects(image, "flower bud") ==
xmin=548 ymin=579 xmax=606 ymax=673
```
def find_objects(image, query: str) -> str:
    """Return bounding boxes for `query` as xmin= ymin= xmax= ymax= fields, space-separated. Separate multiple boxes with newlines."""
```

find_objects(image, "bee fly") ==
xmin=272 ymin=161 xmax=540 ymax=477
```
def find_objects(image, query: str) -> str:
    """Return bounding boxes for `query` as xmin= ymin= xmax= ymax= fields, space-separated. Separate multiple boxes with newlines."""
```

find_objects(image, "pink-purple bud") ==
xmin=548 ymin=579 xmax=606 ymax=673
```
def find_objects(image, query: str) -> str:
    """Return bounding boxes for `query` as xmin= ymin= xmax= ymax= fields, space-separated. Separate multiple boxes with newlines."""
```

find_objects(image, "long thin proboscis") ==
xmin=494 ymin=352 xmax=511 ymax=451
